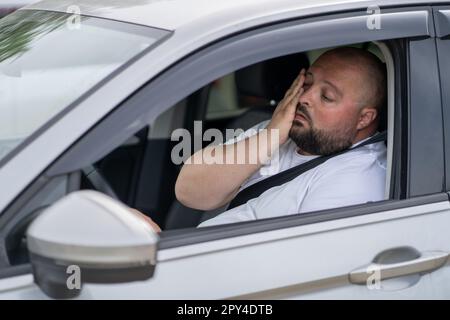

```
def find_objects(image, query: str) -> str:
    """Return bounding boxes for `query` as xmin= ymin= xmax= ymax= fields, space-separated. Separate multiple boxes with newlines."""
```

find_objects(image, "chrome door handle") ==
xmin=349 ymin=251 xmax=448 ymax=285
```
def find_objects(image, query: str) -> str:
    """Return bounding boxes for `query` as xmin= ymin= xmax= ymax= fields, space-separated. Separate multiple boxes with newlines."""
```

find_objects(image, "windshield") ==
xmin=0 ymin=10 xmax=168 ymax=163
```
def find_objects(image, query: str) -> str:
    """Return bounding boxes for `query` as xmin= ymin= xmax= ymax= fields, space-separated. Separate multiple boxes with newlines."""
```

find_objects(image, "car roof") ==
xmin=22 ymin=0 xmax=450 ymax=31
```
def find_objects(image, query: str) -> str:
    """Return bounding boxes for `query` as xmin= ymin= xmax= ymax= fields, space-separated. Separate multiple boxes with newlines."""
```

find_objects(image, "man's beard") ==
xmin=288 ymin=104 xmax=356 ymax=156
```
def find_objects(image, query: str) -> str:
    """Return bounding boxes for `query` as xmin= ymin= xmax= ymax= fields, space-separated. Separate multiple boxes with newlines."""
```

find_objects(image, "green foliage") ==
xmin=0 ymin=11 xmax=68 ymax=63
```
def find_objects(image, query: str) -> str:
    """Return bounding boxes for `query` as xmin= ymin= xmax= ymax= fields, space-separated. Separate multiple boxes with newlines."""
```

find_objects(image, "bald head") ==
xmin=289 ymin=46 xmax=387 ymax=155
xmin=316 ymin=47 xmax=387 ymax=113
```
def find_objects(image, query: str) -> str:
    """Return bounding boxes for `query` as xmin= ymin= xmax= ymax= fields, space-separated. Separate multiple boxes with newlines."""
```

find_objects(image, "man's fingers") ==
xmin=292 ymin=70 xmax=305 ymax=98
xmin=284 ymin=71 xmax=305 ymax=108
xmin=147 ymin=219 xmax=162 ymax=233
xmin=292 ymin=68 xmax=306 ymax=90
xmin=289 ymin=89 xmax=303 ymax=113
xmin=294 ymin=68 xmax=306 ymax=93
xmin=297 ymin=68 xmax=306 ymax=89
xmin=284 ymin=69 xmax=306 ymax=103
xmin=129 ymin=208 xmax=162 ymax=233
xmin=274 ymin=68 xmax=306 ymax=118
xmin=283 ymin=68 xmax=305 ymax=99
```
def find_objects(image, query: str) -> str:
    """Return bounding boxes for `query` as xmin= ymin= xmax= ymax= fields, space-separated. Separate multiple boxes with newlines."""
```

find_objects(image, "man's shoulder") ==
xmin=316 ymin=142 xmax=387 ymax=177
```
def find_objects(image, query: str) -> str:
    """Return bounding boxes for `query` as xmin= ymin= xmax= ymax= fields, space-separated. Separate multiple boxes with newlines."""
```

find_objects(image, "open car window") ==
xmin=1 ymin=34 xmax=399 ymax=267
xmin=77 ymin=41 xmax=392 ymax=231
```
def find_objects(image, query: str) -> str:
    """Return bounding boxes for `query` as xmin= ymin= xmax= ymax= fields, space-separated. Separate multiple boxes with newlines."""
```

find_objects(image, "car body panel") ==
xmin=1 ymin=200 xmax=449 ymax=299
xmin=23 ymin=0 xmax=450 ymax=30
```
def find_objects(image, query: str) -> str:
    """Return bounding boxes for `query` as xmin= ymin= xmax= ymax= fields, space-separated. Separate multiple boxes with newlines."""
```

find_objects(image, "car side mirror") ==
xmin=26 ymin=190 xmax=158 ymax=299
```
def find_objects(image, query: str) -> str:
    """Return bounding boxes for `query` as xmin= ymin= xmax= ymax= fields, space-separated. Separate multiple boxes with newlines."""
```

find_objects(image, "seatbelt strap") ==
xmin=227 ymin=131 xmax=387 ymax=210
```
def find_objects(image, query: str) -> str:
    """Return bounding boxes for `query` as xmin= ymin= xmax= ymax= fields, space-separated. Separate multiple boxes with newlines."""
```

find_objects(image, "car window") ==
xmin=3 ymin=175 xmax=68 ymax=266
xmin=75 ymin=42 xmax=391 ymax=230
xmin=0 ymin=40 xmax=395 ymax=267
xmin=205 ymin=73 xmax=240 ymax=120
xmin=0 ymin=9 xmax=168 ymax=164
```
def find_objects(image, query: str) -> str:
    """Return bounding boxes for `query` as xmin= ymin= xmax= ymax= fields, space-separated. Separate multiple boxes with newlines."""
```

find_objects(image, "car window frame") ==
xmin=47 ymin=6 xmax=434 ymax=185
xmin=44 ymin=5 xmax=445 ymax=242
xmin=434 ymin=6 xmax=450 ymax=192
xmin=0 ymin=5 xmax=444 ymax=264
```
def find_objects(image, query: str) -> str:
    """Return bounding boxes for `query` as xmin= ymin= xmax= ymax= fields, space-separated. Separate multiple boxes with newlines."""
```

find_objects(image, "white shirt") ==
xmin=198 ymin=120 xmax=387 ymax=227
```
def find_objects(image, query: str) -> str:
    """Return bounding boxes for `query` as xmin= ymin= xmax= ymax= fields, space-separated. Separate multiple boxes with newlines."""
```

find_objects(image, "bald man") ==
xmin=174 ymin=46 xmax=387 ymax=227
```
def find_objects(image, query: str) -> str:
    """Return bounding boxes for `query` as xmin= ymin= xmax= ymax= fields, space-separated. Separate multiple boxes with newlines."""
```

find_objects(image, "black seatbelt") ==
xmin=227 ymin=131 xmax=387 ymax=210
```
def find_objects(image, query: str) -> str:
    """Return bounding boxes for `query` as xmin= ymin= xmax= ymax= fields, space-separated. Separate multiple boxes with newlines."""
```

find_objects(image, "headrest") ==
xmin=235 ymin=52 xmax=310 ymax=103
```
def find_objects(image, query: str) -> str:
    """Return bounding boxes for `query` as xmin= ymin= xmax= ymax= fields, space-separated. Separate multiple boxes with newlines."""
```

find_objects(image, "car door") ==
xmin=1 ymin=5 xmax=450 ymax=299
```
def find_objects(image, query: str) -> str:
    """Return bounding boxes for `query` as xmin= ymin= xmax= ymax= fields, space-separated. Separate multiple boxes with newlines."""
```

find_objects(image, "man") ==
xmin=175 ymin=46 xmax=387 ymax=227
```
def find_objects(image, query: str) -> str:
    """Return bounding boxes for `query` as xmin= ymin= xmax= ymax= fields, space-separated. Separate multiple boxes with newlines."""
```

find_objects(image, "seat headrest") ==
xmin=235 ymin=52 xmax=310 ymax=103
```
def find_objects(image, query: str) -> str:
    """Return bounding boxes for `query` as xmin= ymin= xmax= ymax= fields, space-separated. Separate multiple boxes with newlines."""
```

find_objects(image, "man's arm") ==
xmin=175 ymin=132 xmax=271 ymax=210
xmin=175 ymin=69 xmax=306 ymax=210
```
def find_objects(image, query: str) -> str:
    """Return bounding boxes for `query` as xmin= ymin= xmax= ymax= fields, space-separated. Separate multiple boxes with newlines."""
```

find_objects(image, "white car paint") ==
xmin=0 ymin=0 xmax=448 ymax=300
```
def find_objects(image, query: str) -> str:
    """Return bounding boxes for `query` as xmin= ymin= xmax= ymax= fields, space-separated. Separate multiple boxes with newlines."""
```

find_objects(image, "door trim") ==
xmin=158 ymin=193 xmax=449 ymax=259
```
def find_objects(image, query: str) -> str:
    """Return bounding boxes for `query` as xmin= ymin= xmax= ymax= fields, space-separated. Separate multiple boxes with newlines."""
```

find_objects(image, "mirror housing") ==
xmin=26 ymin=190 xmax=158 ymax=299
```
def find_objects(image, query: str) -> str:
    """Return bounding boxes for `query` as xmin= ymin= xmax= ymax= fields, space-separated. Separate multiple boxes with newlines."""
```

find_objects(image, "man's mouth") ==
xmin=294 ymin=112 xmax=308 ymax=123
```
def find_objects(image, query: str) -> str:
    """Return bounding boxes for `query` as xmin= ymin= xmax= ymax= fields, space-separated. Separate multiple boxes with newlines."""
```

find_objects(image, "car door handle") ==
xmin=349 ymin=250 xmax=448 ymax=285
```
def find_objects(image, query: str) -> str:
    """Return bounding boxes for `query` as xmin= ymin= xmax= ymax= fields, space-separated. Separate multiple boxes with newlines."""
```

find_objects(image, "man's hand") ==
xmin=129 ymin=208 xmax=162 ymax=233
xmin=266 ymin=68 xmax=306 ymax=146
xmin=174 ymin=69 xmax=306 ymax=211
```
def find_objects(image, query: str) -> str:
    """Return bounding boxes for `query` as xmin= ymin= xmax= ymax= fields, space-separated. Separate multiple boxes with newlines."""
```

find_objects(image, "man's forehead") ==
xmin=307 ymin=61 xmax=369 ymax=105
xmin=308 ymin=58 xmax=364 ymax=86
xmin=306 ymin=64 xmax=343 ymax=90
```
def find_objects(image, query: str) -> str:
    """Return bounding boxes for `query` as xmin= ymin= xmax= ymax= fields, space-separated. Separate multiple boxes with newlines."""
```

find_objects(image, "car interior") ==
xmin=80 ymin=41 xmax=389 ymax=230
xmin=3 ymin=41 xmax=391 ymax=266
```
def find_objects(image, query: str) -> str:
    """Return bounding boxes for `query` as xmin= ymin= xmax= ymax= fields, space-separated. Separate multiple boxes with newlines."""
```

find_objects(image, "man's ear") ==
xmin=356 ymin=107 xmax=378 ymax=130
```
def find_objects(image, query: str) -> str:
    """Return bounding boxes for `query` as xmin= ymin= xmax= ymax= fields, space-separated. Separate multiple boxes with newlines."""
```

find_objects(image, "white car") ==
xmin=0 ymin=0 xmax=449 ymax=299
